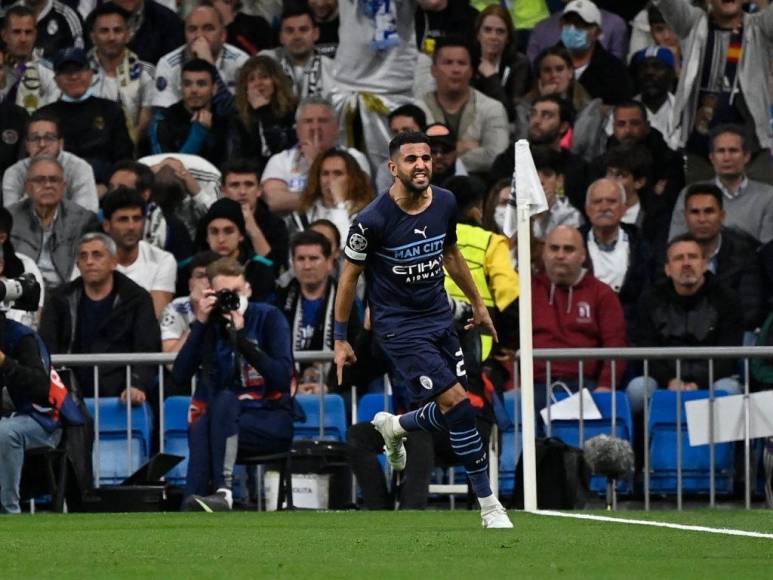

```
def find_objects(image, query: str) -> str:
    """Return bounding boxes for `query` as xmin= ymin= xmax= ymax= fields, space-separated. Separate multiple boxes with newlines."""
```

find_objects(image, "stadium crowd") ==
xmin=0 ymin=0 xmax=771 ymax=513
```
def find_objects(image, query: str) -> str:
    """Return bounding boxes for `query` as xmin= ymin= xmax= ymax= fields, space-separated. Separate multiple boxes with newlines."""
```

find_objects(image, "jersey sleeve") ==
xmin=151 ymin=58 xmax=179 ymax=108
xmin=160 ymin=304 xmax=187 ymax=341
xmin=343 ymin=213 xmax=377 ymax=265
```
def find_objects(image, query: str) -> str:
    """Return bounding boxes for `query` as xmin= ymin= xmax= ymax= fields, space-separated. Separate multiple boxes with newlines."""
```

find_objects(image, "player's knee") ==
xmin=436 ymin=383 xmax=468 ymax=413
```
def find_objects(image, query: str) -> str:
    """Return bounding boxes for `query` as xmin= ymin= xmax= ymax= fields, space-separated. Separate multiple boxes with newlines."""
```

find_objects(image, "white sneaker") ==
xmin=480 ymin=498 xmax=514 ymax=529
xmin=372 ymin=412 xmax=407 ymax=471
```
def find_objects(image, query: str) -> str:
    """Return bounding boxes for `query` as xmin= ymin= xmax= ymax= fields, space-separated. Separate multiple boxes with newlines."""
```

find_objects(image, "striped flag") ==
xmin=502 ymin=140 xmax=549 ymax=238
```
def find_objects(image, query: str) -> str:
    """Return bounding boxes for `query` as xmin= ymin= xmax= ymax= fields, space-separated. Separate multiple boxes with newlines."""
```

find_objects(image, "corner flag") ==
xmin=502 ymin=140 xmax=549 ymax=238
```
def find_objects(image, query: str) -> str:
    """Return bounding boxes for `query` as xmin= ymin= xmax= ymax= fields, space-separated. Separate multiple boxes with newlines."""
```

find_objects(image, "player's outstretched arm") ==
xmin=443 ymin=244 xmax=499 ymax=343
xmin=334 ymin=260 xmax=365 ymax=385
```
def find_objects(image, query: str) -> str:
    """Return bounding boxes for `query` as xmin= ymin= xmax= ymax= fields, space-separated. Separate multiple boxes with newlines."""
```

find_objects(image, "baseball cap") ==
xmin=562 ymin=0 xmax=602 ymax=27
xmin=426 ymin=123 xmax=456 ymax=151
xmin=631 ymin=46 xmax=676 ymax=69
xmin=53 ymin=47 xmax=89 ymax=74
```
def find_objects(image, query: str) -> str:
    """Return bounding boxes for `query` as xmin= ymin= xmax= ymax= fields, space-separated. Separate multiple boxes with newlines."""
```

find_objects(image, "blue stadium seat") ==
xmin=545 ymin=390 xmax=634 ymax=495
xmin=648 ymin=390 xmax=734 ymax=495
xmin=357 ymin=393 xmax=394 ymax=424
xmin=163 ymin=396 xmax=191 ymax=486
xmin=86 ymin=397 xmax=153 ymax=485
xmin=499 ymin=391 xmax=522 ymax=496
xmin=293 ymin=394 xmax=348 ymax=441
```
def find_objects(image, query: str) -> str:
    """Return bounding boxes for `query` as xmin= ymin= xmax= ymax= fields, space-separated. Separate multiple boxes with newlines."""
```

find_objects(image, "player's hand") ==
xmin=335 ymin=339 xmax=357 ymax=386
xmin=466 ymin=301 xmax=498 ymax=343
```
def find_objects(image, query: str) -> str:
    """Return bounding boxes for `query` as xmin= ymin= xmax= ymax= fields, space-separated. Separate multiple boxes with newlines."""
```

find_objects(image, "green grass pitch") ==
xmin=1 ymin=510 xmax=771 ymax=579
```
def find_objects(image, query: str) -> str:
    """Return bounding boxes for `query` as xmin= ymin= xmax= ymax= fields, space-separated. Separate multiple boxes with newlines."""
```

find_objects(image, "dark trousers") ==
xmin=185 ymin=389 xmax=292 ymax=496
xmin=347 ymin=418 xmax=492 ymax=510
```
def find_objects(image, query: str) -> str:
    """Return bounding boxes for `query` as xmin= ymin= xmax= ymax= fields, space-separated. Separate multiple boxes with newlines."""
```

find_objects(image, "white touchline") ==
xmin=534 ymin=510 xmax=773 ymax=540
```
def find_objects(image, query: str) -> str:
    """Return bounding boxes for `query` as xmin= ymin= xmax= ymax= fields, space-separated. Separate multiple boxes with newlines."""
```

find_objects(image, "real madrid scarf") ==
xmin=12 ymin=61 xmax=45 ymax=114
xmin=277 ymin=48 xmax=323 ymax=97
xmin=88 ymin=48 xmax=145 ymax=141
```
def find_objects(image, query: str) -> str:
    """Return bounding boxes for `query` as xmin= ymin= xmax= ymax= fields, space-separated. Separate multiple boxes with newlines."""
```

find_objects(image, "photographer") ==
xmin=0 ymin=276 xmax=71 ymax=514
xmin=173 ymin=258 xmax=293 ymax=511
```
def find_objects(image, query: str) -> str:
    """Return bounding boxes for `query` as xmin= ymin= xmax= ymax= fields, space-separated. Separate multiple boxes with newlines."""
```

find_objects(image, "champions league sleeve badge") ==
xmin=1 ymin=130 xmax=19 ymax=145
xmin=47 ymin=18 xmax=59 ymax=36
xmin=156 ymin=76 xmax=167 ymax=92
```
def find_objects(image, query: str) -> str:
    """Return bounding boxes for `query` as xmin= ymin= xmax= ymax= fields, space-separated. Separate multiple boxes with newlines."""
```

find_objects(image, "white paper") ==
xmin=686 ymin=391 xmax=773 ymax=446
xmin=540 ymin=388 xmax=603 ymax=423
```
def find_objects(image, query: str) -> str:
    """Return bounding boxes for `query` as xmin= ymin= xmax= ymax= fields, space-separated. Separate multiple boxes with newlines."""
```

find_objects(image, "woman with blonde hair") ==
xmin=290 ymin=148 xmax=376 ymax=246
xmin=228 ymin=55 xmax=297 ymax=164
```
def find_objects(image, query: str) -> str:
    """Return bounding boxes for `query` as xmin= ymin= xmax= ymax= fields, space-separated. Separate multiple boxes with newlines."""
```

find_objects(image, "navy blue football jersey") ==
xmin=344 ymin=187 xmax=458 ymax=336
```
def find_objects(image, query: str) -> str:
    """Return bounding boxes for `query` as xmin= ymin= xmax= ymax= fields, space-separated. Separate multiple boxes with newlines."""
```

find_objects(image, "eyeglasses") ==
xmin=28 ymin=175 xmax=64 ymax=185
xmin=26 ymin=134 xmax=59 ymax=144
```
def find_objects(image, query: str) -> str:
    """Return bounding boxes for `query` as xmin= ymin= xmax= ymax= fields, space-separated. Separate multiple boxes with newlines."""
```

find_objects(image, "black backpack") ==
xmin=510 ymin=437 xmax=591 ymax=509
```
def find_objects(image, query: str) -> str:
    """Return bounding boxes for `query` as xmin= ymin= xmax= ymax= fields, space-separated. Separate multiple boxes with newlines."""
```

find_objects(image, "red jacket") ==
xmin=532 ymin=270 xmax=628 ymax=387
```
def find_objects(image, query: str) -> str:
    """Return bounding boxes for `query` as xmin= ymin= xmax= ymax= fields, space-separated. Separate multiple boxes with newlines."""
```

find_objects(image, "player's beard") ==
xmin=397 ymin=168 xmax=432 ymax=198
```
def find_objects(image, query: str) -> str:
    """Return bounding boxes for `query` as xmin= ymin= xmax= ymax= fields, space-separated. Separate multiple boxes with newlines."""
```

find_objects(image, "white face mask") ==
xmin=494 ymin=206 xmax=507 ymax=231
xmin=237 ymin=294 xmax=248 ymax=315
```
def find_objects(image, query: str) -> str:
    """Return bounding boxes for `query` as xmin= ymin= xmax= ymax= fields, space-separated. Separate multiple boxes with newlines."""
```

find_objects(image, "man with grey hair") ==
xmin=40 ymin=231 xmax=160 ymax=403
xmin=578 ymin=177 xmax=654 ymax=330
xmin=8 ymin=156 xmax=99 ymax=291
xmin=260 ymin=95 xmax=370 ymax=213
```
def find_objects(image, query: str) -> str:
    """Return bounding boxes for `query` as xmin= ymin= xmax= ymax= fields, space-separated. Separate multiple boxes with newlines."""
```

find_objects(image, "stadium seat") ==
xmin=293 ymin=394 xmax=348 ymax=441
xmin=86 ymin=397 xmax=153 ymax=486
xmin=545 ymin=390 xmax=634 ymax=494
xmin=356 ymin=393 xmax=394 ymax=423
xmin=163 ymin=396 xmax=191 ymax=487
xmin=648 ymin=390 xmax=734 ymax=495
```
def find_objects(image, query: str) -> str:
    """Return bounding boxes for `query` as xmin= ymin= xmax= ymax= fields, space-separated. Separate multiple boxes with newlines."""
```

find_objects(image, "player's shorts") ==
xmin=378 ymin=324 xmax=468 ymax=403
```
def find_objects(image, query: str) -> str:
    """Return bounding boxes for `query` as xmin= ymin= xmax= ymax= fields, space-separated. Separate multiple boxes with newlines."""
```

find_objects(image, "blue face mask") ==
xmin=561 ymin=25 xmax=590 ymax=52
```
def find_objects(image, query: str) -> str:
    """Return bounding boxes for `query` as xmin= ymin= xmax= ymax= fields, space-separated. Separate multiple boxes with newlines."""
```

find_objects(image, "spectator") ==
xmin=579 ymin=177 xmax=653 ymax=332
xmin=529 ymin=145 xmax=584 ymax=241
xmin=220 ymin=159 xmax=289 ymax=278
xmin=160 ymin=250 xmax=218 ymax=365
xmin=557 ymin=0 xmax=634 ymax=106
xmin=308 ymin=0 xmax=339 ymax=57
xmin=13 ymin=0 xmax=83 ymax=59
xmin=198 ymin=198 xmax=277 ymax=303
xmin=108 ymin=160 xmax=194 ymax=263
xmin=0 ymin=5 xmax=58 ymax=114
xmin=630 ymin=47 xmax=678 ymax=149
xmin=100 ymin=187 xmax=177 ymax=318
xmin=653 ymin=0 xmax=773 ymax=184
xmin=527 ymin=0 xmax=629 ymax=63
xmin=0 ymin=207 xmax=45 ymax=329
xmin=290 ymin=148 xmax=376 ymax=245
xmin=492 ymin=94 xmax=591 ymax=212
xmin=277 ymin=230 xmax=360 ymax=394
xmin=628 ymin=4 xmax=681 ymax=69
xmin=259 ymin=4 xmax=333 ymax=99
xmin=420 ymin=37 xmax=509 ymax=174
xmin=670 ymin=125 xmax=773 ymax=245
xmin=531 ymin=225 xmax=627 ymax=416
xmin=111 ymin=0 xmax=184 ymax=66
xmin=425 ymin=123 xmax=467 ymax=185
xmin=602 ymin=143 xmax=658 ymax=234
xmin=86 ymin=2 xmax=155 ymax=144
xmin=516 ymin=44 xmax=606 ymax=163
xmin=9 ymin=157 xmax=99 ymax=290
xmin=472 ymin=4 xmax=532 ymax=121
xmin=415 ymin=0 xmax=478 ymax=58
xmin=626 ymin=234 xmax=743 ymax=415
xmin=260 ymin=95 xmax=370 ymax=213
xmin=0 ymin=295 xmax=68 ymax=514
xmin=472 ymin=0 xmax=549 ymax=51
xmin=227 ymin=55 xmax=297 ymax=166
xmin=151 ymin=4 xmax=249 ymax=113
xmin=173 ymin=257 xmax=293 ymax=511
xmin=0 ymin=95 xmax=27 ymax=195
xmin=211 ymin=0 xmax=274 ymax=56
xmin=682 ymin=183 xmax=765 ymax=331
xmin=39 ymin=48 xmax=133 ymax=185
xmin=149 ymin=58 xmax=229 ymax=167
xmin=374 ymin=103 xmax=428 ymax=192
xmin=40 ymin=232 xmax=160 ymax=401
xmin=2 ymin=110 xmax=98 ymax=212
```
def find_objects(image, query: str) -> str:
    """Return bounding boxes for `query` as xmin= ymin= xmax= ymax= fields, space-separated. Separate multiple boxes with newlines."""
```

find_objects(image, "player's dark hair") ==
xmin=309 ymin=218 xmax=342 ymax=249
xmin=532 ymin=94 xmax=575 ymax=125
xmin=182 ymin=58 xmax=217 ymax=82
xmin=86 ymin=2 xmax=131 ymax=33
xmin=291 ymin=229 xmax=332 ymax=259
xmin=684 ymin=183 xmax=724 ymax=210
xmin=388 ymin=131 xmax=430 ymax=159
xmin=604 ymin=143 xmax=653 ymax=181
xmin=432 ymin=36 xmax=472 ymax=64
xmin=709 ymin=123 xmax=750 ymax=153
xmin=222 ymin=159 xmax=263 ymax=182
xmin=388 ymin=104 xmax=427 ymax=132
xmin=109 ymin=160 xmax=155 ymax=194
xmin=102 ymin=186 xmax=147 ymax=220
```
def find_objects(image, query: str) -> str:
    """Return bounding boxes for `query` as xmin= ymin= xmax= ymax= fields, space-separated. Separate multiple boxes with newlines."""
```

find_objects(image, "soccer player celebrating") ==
xmin=334 ymin=131 xmax=513 ymax=529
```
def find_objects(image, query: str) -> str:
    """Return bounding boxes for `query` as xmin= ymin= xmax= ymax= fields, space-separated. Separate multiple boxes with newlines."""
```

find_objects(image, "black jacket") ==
xmin=38 ymin=97 xmax=133 ymax=184
xmin=227 ymin=12 xmax=275 ymax=55
xmin=227 ymin=106 xmax=296 ymax=167
xmin=633 ymin=272 xmax=743 ymax=387
xmin=40 ymin=271 xmax=161 ymax=397
xmin=0 ymin=102 xmax=27 ymax=185
xmin=128 ymin=0 xmax=185 ymax=66
xmin=574 ymin=43 xmax=634 ymax=106
xmin=579 ymin=222 xmax=654 ymax=334
xmin=713 ymin=227 xmax=765 ymax=330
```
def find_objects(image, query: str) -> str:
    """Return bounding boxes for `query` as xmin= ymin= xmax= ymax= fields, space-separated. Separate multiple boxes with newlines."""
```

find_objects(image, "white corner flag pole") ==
xmin=506 ymin=140 xmax=548 ymax=513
